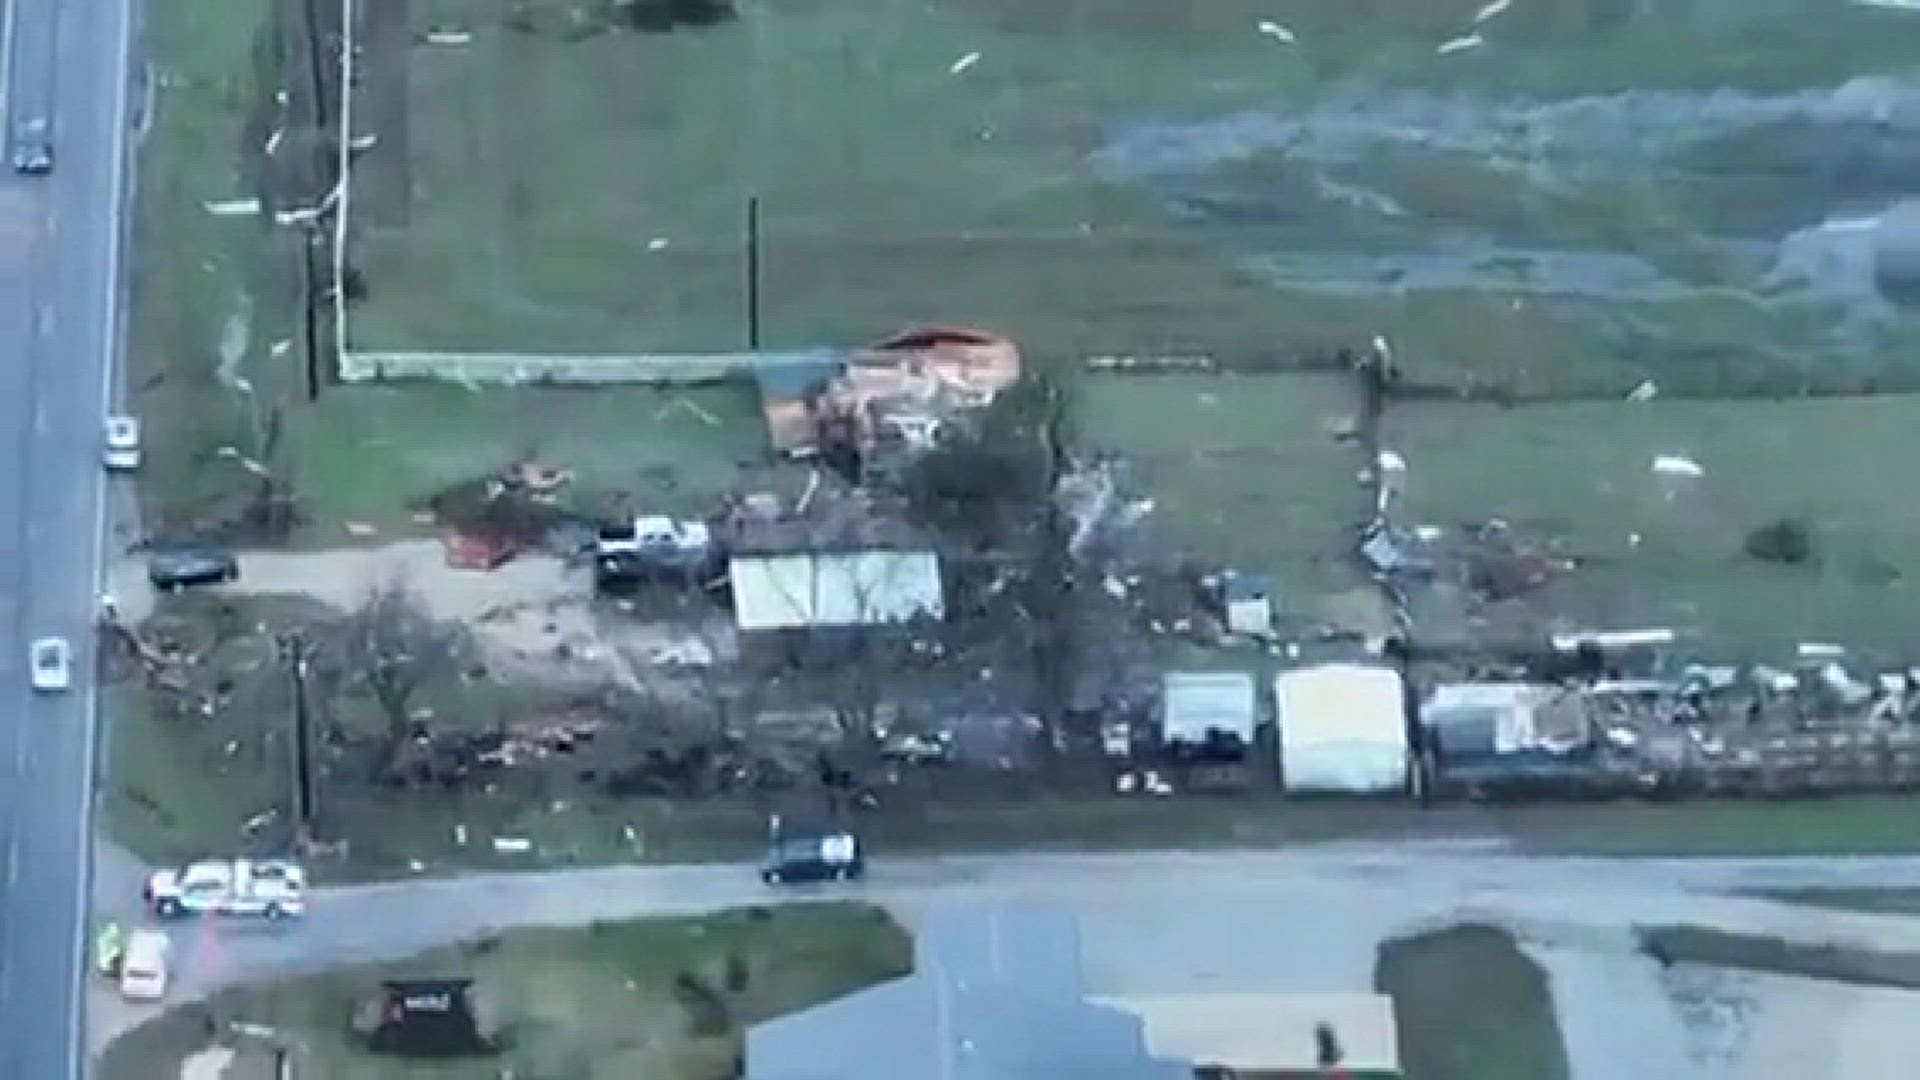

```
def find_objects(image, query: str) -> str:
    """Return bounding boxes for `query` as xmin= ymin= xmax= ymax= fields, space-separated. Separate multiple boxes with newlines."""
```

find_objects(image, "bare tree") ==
xmin=910 ymin=372 xmax=1079 ymax=758
xmin=326 ymin=583 xmax=462 ymax=760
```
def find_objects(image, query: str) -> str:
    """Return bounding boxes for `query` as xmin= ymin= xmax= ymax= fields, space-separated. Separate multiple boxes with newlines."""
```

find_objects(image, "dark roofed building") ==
xmin=746 ymin=904 xmax=1188 ymax=1080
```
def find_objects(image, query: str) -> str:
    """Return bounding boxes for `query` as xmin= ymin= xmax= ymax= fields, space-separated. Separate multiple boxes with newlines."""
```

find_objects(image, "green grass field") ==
xmin=1376 ymin=924 xmax=1569 ymax=1080
xmin=349 ymin=0 xmax=1311 ymax=357
xmin=99 ymin=905 xmax=909 ymax=1080
xmin=129 ymin=0 xmax=791 ymax=539
xmin=126 ymin=0 xmax=307 ymax=534
xmin=285 ymin=381 xmax=776 ymax=535
xmin=346 ymin=0 xmax=1920 ymax=398
xmin=1078 ymin=372 xmax=1391 ymax=634
xmin=1385 ymin=394 xmax=1920 ymax=656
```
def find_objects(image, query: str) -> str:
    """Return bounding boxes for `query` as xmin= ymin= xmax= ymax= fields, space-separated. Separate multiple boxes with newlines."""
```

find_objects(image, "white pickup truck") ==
xmin=145 ymin=858 xmax=307 ymax=920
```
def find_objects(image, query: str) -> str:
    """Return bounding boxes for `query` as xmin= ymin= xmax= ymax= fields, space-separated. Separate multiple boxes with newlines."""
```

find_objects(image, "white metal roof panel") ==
xmin=1274 ymin=664 xmax=1408 ymax=792
xmin=731 ymin=550 xmax=944 ymax=631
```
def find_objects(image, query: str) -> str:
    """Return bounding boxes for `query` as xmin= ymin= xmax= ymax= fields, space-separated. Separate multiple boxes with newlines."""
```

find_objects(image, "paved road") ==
xmin=0 ymin=0 xmax=133 ymax=1074
xmin=85 ymin=843 xmax=1920 ymax=1073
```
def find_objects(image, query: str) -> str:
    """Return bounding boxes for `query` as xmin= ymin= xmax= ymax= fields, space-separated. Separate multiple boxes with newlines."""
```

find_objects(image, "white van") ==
xmin=119 ymin=930 xmax=170 ymax=1002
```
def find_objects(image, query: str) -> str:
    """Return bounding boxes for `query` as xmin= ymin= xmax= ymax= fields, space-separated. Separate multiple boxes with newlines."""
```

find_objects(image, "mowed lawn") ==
xmin=128 ymin=0 xmax=791 ymax=539
xmin=1078 ymin=373 xmax=1389 ymax=635
xmin=1376 ymin=924 xmax=1570 ymax=1080
xmin=128 ymin=0 xmax=308 ymax=534
xmin=285 ymin=381 xmax=778 ymax=536
xmin=1385 ymin=394 xmax=1920 ymax=657
xmin=99 ymin=905 xmax=910 ymax=1080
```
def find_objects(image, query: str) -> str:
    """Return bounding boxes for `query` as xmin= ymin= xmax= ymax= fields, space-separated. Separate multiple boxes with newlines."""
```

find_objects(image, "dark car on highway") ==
xmin=11 ymin=118 xmax=52 ymax=175
xmin=147 ymin=546 xmax=240 ymax=591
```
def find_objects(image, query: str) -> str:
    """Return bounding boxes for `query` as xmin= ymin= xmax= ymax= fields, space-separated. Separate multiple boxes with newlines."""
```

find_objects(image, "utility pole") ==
xmin=745 ymin=195 xmax=762 ymax=350
xmin=277 ymin=631 xmax=318 ymax=843
xmin=302 ymin=226 xmax=324 ymax=401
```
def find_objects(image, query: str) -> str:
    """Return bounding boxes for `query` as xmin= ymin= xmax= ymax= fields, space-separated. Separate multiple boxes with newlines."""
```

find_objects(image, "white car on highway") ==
xmin=103 ymin=414 xmax=142 ymax=470
xmin=145 ymin=858 xmax=307 ymax=920
xmin=29 ymin=637 xmax=71 ymax=693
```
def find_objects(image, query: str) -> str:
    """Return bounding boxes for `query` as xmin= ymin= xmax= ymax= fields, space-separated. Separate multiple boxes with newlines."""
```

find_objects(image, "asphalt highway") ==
xmin=0 ymin=0 xmax=133 ymax=1074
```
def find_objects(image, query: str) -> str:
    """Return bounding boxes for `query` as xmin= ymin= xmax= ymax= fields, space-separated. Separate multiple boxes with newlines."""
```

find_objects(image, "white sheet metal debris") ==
xmin=1625 ymin=379 xmax=1658 ymax=402
xmin=1819 ymin=663 xmax=1873 ymax=706
xmin=203 ymin=198 xmax=261 ymax=216
xmin=1651 ymin=454 xmax=1705 ymax=478
xmin=1256 ymin=19 xmax=1296 ymax=42
xmin=730 ymin=550 xmax=945 ymax=631
xmin=1551 ymin=628 xmax=1675 ymax=653
xmin=1472 ymin=0 xmax=1514 ymax=25
xmin=1275 ymin=665 xmax=1408 ymax=793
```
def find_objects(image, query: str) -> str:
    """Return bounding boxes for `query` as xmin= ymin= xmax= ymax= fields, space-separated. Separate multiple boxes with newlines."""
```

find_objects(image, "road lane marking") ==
xmin=35 ymin=397 xmax=50 ymax=434
xmin=0 ymin=0 xmax=15 ymax=114
xmin=6 ymin=836 xmax=20 ymax=886
xmin=35 ymin=302 xmax=53 ymax=337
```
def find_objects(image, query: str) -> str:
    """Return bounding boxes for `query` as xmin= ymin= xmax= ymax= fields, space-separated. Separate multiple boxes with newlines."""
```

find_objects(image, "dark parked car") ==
xmin=11 ymin=118 xmax=52 ymax=175
xmin=760 ymin=831 xmax=863 ymax=885
xmin=148 ymin=546 xmax=240 ymax=591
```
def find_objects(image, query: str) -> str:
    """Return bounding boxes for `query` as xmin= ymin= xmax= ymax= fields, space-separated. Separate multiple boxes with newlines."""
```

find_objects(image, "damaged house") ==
xmin=1423 ymin=682 xmax=1601 ymax=792
xmin=757 ymin=326 xmax=1022 ymax=460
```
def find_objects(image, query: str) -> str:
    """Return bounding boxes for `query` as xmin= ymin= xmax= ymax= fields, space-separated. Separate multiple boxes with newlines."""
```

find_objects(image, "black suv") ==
xmin=148 ymin=546 xmax=241 ymax=591
xmin=760 ymin=831 xmax=863 ymax=885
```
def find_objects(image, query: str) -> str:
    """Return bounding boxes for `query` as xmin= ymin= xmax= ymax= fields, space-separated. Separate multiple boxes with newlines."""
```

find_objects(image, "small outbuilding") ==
xmin=1274 ymin=664 xmax=1408 ymax=793
xmin=1161 ymin=672 xmax=1258 ymax=755
xmin=1220 ymin=573 xmax=1274 ymax=638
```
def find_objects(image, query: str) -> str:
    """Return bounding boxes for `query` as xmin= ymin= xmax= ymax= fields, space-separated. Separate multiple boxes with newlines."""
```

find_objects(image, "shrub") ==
xmin=1744 ymin=516 xmax=1815 ymax=566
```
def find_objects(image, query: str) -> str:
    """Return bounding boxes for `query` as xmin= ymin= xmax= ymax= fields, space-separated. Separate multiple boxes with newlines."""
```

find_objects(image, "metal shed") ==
xmin=1274 ymin=664 xmax=1409 ymax=793
xmin=1161 ymin=672 xmax=1258 ymax=749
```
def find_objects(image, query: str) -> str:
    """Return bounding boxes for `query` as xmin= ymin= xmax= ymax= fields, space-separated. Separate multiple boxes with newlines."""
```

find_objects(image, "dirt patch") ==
xmin=111 ymin=540 xmax=736 ymax=692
